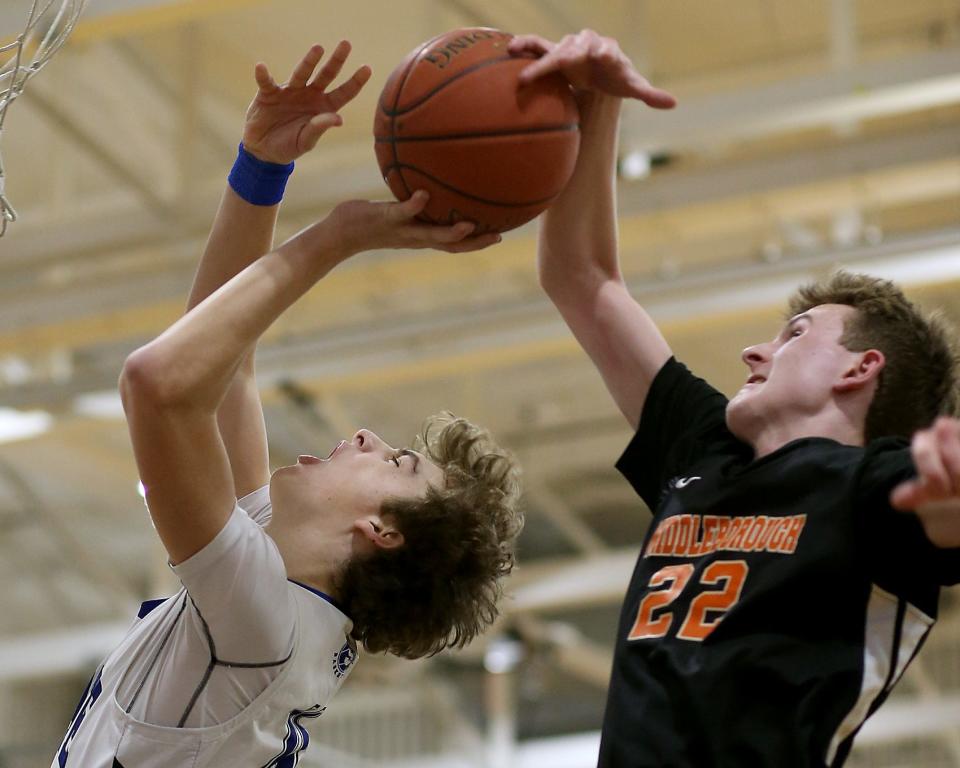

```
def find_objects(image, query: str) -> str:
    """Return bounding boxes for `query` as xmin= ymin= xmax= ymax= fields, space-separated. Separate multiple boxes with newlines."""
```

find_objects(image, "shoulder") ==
xmin=238 ymin=485 xmax=273 ymax=525
xmin=856 ymin=437 xmax=914 ymax=491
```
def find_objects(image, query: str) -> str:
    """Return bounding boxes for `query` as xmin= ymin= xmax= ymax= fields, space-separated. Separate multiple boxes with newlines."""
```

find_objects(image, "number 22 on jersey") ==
xmin=628 ymin=560 xmax=748 ymax=642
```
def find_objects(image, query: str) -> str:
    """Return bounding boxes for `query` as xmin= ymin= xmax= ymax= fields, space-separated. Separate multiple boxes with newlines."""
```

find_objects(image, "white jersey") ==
xmin=53 ymin=487 xmax=358 ymax=767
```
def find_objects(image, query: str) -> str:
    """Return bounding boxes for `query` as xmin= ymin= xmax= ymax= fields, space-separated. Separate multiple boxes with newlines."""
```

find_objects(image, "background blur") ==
xmin=1 ymin=0 xmax=959 ymax=766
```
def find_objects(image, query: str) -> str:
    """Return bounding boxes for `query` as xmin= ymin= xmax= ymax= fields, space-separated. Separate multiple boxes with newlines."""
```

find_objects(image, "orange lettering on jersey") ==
xmin=777 ymin=514 xmax=807 ymax=553
xmin=713 ymin=517 xmax=733 ymax=551
xmin=715 ymin=517 xmax=738 ymax=550
xmin=688 ymin=515 xmax=706 ymax=557
xmin=754 ymin=517 xmax=781 ymax=551
xmin=675 ymin=515 xmax=695 ymax=557
xmin=742 ymin=516 xmax=767 ymax=551
xmin=701 ymin=516 xmax=721 ymax=555
xmin=643 ymin=513 xmax=806 ymax=559
xmin=767 ymin=518 xmax=789 ymax=551
xmin=659 ymin=517 xmax=679 ymax=556
xmin=727 ymin=517 xmax=753 ymax=551
xmin=646 ymin=524 xmax=664 ymax=557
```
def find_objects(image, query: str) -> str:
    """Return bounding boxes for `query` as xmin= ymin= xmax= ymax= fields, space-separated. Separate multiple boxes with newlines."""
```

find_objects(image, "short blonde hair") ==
xmin=788 ymin=270 xmax=959 ymax=441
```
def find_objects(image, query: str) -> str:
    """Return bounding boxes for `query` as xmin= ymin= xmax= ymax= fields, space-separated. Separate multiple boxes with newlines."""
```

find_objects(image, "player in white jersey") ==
xmin=54 ymin=41 xmax=523 ymax=768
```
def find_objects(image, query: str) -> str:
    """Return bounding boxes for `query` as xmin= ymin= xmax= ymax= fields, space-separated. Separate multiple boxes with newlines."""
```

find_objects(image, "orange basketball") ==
xmin=374 ymin=28 xmax=580 ymax=234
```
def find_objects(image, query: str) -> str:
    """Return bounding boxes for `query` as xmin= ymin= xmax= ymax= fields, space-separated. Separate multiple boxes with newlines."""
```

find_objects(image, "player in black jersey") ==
xmin=510 ymin=30 xmax=960 ymax=768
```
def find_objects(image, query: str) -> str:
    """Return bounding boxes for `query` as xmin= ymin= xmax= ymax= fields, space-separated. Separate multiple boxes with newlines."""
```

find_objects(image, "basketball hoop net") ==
xmin=0 ymin=0 xmax=87 ymax=237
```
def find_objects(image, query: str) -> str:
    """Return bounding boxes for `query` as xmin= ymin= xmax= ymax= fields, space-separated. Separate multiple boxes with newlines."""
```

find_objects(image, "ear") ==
xmin=352 ymin=517 xmax=405 ymax=554
xmin=836 ymin=349 xmax=885 ymax=393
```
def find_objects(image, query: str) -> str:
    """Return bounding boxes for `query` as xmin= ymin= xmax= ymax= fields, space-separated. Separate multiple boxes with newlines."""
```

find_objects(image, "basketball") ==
xmin=374 ymin=28 xmax=580 ymax=234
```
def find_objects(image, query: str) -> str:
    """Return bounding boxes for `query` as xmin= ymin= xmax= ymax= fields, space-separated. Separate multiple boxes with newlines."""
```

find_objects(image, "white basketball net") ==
xmin=0 ymin=0 xmax=87 ymax=237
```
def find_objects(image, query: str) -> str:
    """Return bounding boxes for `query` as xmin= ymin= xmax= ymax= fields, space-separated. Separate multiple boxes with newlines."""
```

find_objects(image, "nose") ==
xmin=353 ymin=428 xmax=391 ymax=453
xmin=741 ymin=343 xmax=768 ymax=368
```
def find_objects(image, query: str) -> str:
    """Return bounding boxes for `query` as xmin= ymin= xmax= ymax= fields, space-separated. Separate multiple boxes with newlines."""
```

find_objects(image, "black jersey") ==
xmin=600 ymin=358 xmax=960 ymax=768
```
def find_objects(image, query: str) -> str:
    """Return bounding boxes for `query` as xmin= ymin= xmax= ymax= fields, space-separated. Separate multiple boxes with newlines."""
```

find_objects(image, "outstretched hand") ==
xmin=242 ymin=41 xmax=372 ymax=164
xmin=508 ymin=29 xmax=676 ymax=109
xmin=891 ymin=416 xmax=960 ymax=548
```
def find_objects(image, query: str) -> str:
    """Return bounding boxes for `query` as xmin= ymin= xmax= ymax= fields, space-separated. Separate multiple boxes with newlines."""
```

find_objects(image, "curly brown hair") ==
xmin=334 ymin=413 xmax=523 ymax=659
xmin=788 ymin=270 xmax=959 ymax=442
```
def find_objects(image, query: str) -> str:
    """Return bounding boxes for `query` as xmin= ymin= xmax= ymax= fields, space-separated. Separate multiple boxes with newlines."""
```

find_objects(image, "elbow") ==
xmin=119 ymin=348 xmax=178 ymax=409
xmin=539 ymin=259 xmax=623 ymax=308
xmin=537 ymin=259 xmax=580 ymax=304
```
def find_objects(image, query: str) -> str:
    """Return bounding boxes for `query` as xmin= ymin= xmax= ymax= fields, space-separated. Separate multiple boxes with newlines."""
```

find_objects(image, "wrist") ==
xmin=279 ymin=216 xmax=349 ymax=282
xmin=326 ymin=200 xmax=374 ymax=261
xmin=228 ymin=143 xmax=295 ymax=206
xmin=240 ymin=143 xmax=281 ymax=164
xmin=575 ymin=90 xmax=621 ymax=118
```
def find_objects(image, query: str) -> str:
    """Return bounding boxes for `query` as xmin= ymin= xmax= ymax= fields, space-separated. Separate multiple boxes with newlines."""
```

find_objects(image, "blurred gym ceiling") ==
xmin=0 ymin=1 xmax=959 ymax=765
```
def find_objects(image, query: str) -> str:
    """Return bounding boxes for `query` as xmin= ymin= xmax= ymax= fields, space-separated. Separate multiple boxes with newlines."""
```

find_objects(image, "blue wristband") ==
xmin=228 ymin=143 xmax=295 ymax=206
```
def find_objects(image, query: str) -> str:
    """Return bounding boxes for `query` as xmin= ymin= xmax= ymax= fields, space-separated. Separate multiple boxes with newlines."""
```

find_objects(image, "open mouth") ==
xmin=324 ymin=440 xmax=347 ymax=460
xmin=746 ymin=375 xmax=766 ymax=386
xmin=298 ymin=441 xmax=346 ymax=465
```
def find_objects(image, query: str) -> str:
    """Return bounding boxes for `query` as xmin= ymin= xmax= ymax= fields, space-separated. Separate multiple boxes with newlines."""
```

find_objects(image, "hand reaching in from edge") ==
xmin=891 ymin=416 xmax=960 ymax=548
xmin=508 ymin=29 xmax=676 ymax=109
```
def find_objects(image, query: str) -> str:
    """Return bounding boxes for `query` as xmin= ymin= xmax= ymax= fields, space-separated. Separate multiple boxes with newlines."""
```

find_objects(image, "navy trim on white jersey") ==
xmin=57 ymin=666 xmax=103 ymax=767
xmin=262 ymin=705 xmax=326 ymax=768
xmin=288 ymin=580 xmax=347 ymax=615
xmin=136 ymin=598 xmax=168 ymax=619
xmin=177 ymin=595 xmax=294 ymax=727
xmin=124 ymin=594 xmax=189 ymax=716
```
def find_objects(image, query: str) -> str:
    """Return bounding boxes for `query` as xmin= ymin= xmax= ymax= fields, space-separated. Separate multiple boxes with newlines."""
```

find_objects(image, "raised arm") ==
xmin=190 ymin=41 xmax=371 ymax=498
xmin=509 ymin=31 xmax=676 ymax=430
xmin=122 ymin=192 xmax=500 ymax=565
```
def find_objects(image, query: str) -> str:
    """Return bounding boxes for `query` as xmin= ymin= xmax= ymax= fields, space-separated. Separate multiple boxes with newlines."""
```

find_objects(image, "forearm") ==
xmin=188 ymin=187 xmax=280 ymax=312
xmin=125 ymin=219 xmax=342 ymax=412
xmin=538 ymin=93 xmax=623 ymax=300
xmin=916 ymin=502 xmax=960 ymax=549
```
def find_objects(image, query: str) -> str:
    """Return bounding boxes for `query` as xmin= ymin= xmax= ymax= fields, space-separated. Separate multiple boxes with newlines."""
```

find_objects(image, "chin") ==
xmin=268 ymin=467 xmax=293 ymax=500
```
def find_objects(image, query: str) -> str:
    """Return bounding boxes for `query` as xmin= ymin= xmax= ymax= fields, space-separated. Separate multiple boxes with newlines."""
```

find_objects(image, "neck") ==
xmin=264 ymin=517 xmax=351 ymax=599
xmin=746 ymin=407 xmax=866 ymax=459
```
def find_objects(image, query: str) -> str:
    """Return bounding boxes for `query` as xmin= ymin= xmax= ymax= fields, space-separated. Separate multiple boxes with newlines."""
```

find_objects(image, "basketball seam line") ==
xmin=385 ymin=35 xmax=445 ymax=199
xmin=376 ymin=123 xmax=579 ymax=143
xmin=379 ymin=55 xmax=520 ymax=117
xmin=378 ymin=30 xmax=449 ymax=117
xmin=382 ymin=163 xmax=559 ymax=207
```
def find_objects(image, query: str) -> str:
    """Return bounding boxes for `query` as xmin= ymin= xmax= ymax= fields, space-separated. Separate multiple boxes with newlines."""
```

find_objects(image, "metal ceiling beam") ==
xmin=0 ymin=139 xmax=378 ymax=268
xmin=525 ymin=480 xmax=608 ymax=556
xmin=69 ymin=0 xmax=268 ymax=44
xmin=510 ymin=548 xmax=637 ymax=614
xmin=23 ymin=83 xmax=176 ymax=217
xmin=110 ymin=37 xmax=236 ymax=160
xmin=624 ymin=46 xmax=960 ymax=152
xmin=0 ymin=459 xmax=140 ymax=615
xmin=4 ymin=115 xmax=957 ymax=279
xmin=1 ymin=227 xmax=959 ymax=412
xmin=619 ymin=123 xmax=960 ymax=216
xmin=513 ymin=615 xmax=614 ymax=689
